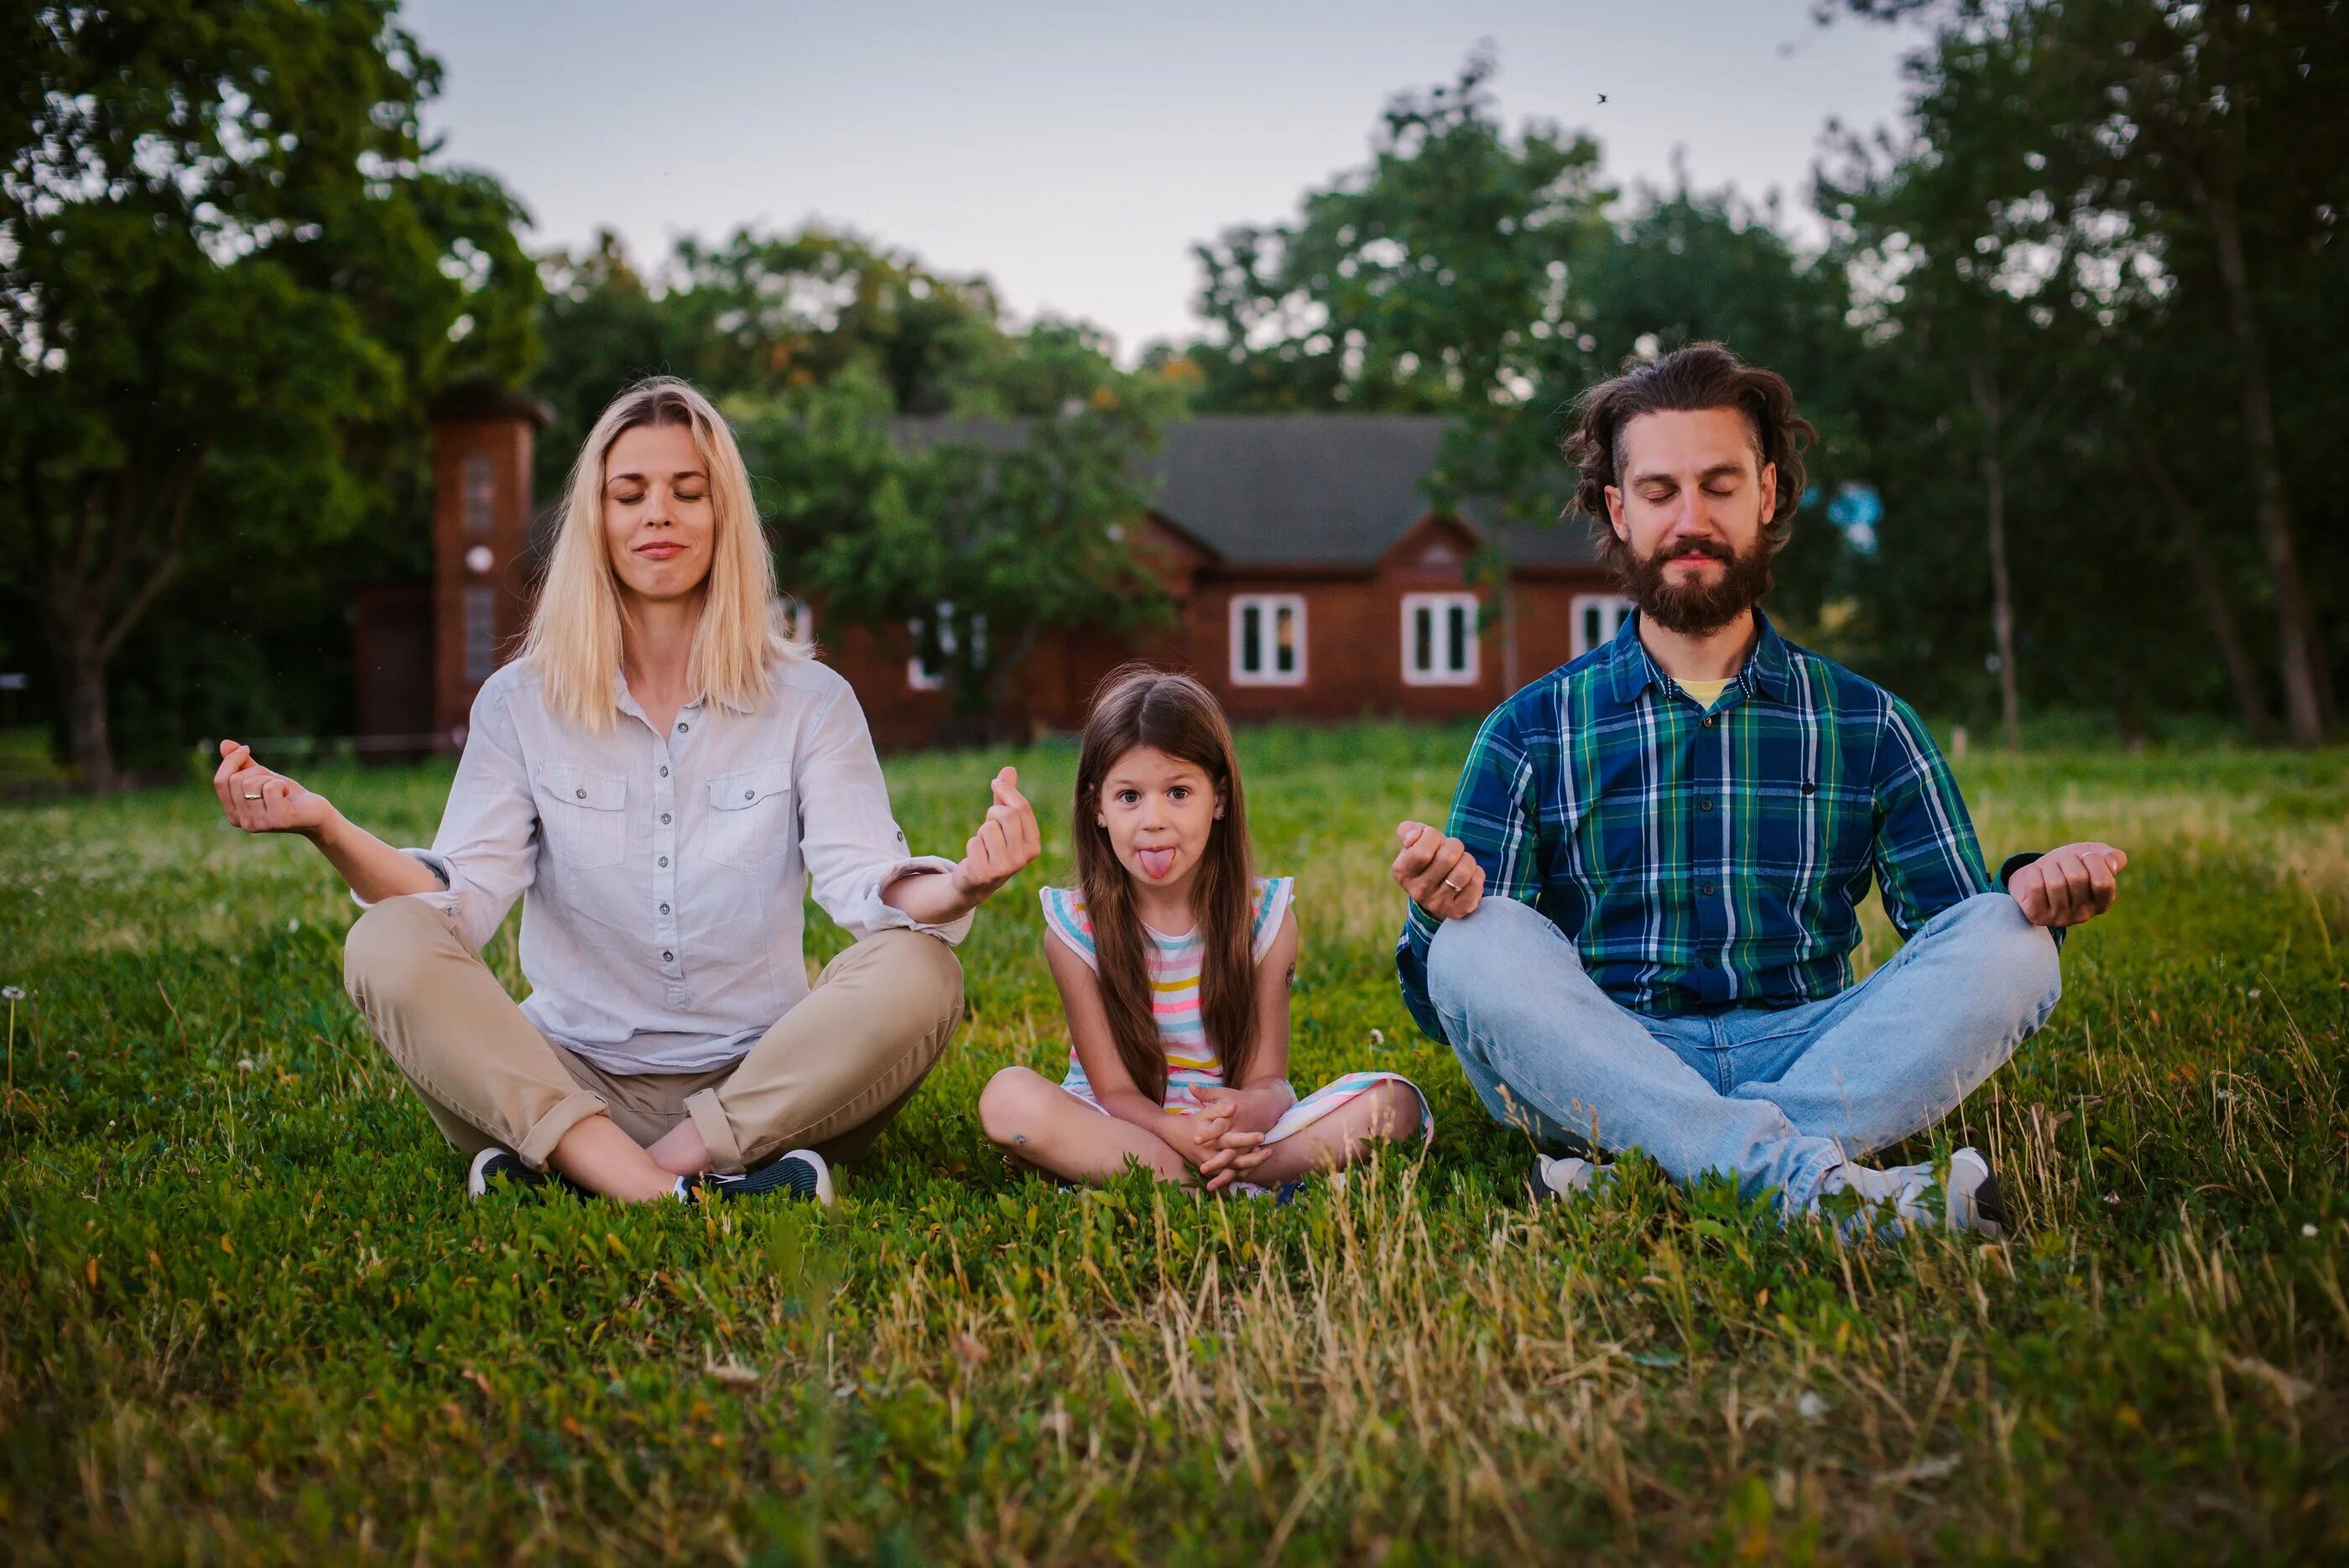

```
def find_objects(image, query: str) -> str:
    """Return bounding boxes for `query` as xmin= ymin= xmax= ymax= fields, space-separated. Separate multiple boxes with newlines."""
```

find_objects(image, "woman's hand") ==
xmin=949 ymin=766 xmax=1042 ymax=902
xmin=213 ymin=741 xmax=334 ymax=837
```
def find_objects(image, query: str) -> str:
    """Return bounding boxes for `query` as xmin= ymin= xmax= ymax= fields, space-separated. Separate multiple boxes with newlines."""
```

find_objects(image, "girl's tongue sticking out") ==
xmin=1137 ymin=846 xmax=1177 ymax=881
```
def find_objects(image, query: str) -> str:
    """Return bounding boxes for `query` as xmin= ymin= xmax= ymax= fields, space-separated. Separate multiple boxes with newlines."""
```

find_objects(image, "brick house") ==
xmin=359 ymin=402 xmax=1633 ymax=752
xmin=820 ymin=415 xmax=1630 ymax=747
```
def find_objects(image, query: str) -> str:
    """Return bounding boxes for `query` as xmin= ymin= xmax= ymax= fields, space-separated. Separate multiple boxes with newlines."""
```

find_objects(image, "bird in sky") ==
xmin=1597 ymin=93 xmax=1609 ymax=104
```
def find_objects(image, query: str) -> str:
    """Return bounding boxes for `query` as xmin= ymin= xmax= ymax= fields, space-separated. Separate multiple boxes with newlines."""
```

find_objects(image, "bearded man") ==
xmin=1389 ymin=343 xmax=2127 ymax=1232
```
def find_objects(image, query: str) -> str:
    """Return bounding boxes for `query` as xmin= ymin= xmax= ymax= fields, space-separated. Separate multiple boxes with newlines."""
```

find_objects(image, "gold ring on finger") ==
xmin=242 ymin=791 xmax=263 ymax=800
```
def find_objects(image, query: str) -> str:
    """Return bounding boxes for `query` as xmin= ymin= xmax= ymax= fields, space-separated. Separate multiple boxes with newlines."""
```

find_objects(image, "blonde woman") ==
xmin=211 ymin=378 xmax=1039 ymax=1204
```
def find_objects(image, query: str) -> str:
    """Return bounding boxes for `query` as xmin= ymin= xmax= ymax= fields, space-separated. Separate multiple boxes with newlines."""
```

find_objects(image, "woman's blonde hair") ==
xmin=523 ymin=377 xmax=807 ymax=728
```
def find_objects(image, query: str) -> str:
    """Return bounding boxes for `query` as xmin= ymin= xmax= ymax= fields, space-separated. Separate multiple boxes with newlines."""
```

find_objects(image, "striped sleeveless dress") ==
xmin=1039 ymin=878 xmax=1432 ymax=1146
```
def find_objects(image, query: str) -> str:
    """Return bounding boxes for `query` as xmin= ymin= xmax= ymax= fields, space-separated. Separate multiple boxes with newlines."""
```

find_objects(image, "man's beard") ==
xmin=1619 ymin=532 xmax=1774 ymax=636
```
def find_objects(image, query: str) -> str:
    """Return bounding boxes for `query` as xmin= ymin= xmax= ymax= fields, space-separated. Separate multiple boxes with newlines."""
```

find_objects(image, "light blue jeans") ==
xmin=1425 ymin=893 xmax=2063 ymax=1213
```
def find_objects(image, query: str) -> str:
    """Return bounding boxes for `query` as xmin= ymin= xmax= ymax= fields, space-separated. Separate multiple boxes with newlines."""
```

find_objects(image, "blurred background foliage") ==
xmin=4 ymin=0 xmax=2345 ymax=778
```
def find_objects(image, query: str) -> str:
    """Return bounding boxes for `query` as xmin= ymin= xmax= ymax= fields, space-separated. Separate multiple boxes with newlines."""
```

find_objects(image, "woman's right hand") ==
xmin=213 ymin=740 xmax=334 ymax=837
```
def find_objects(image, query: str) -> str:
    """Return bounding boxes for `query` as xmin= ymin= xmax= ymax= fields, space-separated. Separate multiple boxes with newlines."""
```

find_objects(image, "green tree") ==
xmin=0 ymin=0 xmax=538 ymax=785
xmin=1833 ymin=0 xmax=2349 ymax=742
xmin=742 ymin=357 xmax=1177 ymax=742
xmin=1184 ymin=53 xmax=1611 ymax=414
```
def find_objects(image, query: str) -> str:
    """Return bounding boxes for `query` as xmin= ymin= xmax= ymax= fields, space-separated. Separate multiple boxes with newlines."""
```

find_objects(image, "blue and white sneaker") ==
xmin=688 ymin=1149 xmax=834 ymax=1205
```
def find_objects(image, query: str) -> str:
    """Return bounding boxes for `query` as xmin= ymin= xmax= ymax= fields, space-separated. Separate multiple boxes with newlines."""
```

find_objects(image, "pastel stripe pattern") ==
xmin=1042 ymin=878 xmax=1430 ymax=1146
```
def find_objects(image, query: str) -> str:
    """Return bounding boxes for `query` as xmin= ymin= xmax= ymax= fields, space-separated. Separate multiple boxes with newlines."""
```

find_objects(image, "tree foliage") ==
xmin=0 ymin=0 xmax=539 ymax=782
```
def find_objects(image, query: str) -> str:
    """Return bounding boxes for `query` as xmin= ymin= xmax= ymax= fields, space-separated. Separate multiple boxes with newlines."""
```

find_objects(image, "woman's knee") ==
xmin=977 ymin=1065 xmax=1051 ymax=1148
xmin=341 ymin=896 xmax=455 ymax=1008
xmin=855 ymin=930 xmax=967 ymax=1034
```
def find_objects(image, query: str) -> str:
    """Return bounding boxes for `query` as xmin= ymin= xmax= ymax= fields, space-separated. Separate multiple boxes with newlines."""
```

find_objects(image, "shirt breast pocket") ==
xmin=535 ymin=763 xmax=629 ymax=871
xmin=706 ymin=763 xmax=793 ymax=871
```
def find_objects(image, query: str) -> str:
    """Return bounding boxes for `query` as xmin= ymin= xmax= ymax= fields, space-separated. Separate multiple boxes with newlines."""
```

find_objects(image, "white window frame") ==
xmin=1228 ymin=593 xmax=1308 ymax=687
xmin=907 ymin=600 xmax=984 ymax=692
xmin=1570 ymin=592 xmax=1635 ymax=659
xmin=1400 ymin=591 xmax=1481 ymax=686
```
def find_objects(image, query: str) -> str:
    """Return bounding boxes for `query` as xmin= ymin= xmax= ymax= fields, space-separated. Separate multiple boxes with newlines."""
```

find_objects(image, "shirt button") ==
xmin=1700 ymin=716 xmax=1714 ymax=728
xmin=659 ymin=903 xmax=670 ymax=915
xmin=660 ymin=813 xmax=671 ymax=826
xmin=662 ymin=950 xmax=674 ymax=963
xmin=1702 ymin=956 xmax=1718 ymax=969
xmin=676 ymin=721 xmax=689 ymax=733
xmin=1803 ymin=782 xmax=1817 ymax=795
xmin=744 ymin=789 xmax=755 ymax=801
xmin=658 ymin=856 xmax=669 ymax=868
xmin=1701 ymin=882 xmax=1716 ymax=895
xmin=659 ymin=765 xmax=669 ymax=778
xmin=574 ymin=788 xmax=586 ymax=800
xmin=1697 ymin=796 xmax=1714 ymax=811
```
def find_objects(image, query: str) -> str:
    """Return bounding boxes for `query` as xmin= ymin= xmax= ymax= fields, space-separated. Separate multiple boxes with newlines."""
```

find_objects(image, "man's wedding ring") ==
xmin=1440 ymin=877 xmax=1462 ymax=893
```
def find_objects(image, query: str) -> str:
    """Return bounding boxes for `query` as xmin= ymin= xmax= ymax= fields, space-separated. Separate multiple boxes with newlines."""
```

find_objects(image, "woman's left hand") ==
xmin=949 ymin=766 xmax=1042 ymax=902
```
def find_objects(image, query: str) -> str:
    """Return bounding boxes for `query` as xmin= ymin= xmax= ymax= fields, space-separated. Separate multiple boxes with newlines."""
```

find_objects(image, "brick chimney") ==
xmin=428 ymin=383 xmax=552 ymax=745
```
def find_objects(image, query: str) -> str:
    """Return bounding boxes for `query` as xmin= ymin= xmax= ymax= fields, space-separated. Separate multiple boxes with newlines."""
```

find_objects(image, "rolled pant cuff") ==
xmin=685 ymin=1087 xmax=747 ymax=1175
xmin=517 ymin=1089 xmax=612 ymax=1170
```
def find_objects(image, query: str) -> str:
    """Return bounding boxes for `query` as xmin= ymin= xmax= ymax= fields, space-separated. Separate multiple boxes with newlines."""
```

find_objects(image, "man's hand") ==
xmin=2008 ymin=841 xmax=2128 ymax=930
xmin=949 ymin=766 xmax=1042 ymax=903
xmin=1391 ymin=820 xmax=1484 ymax=919
xmin=213 ymin=740 xmax=334 ymax=838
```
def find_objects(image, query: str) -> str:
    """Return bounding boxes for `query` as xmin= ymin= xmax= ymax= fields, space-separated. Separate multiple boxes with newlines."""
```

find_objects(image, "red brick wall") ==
xmin=431 ymin=414 xmax=537 ymax=742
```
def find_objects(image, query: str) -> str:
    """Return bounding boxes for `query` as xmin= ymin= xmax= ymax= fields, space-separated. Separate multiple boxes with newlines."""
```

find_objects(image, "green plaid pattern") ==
xmin=1398 ymin=612 xmax=1994 ymax=1039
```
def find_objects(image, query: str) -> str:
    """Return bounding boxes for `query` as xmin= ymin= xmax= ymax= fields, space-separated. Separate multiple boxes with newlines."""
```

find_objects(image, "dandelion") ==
xmin=1368 ymin=1027 xmax=1386 ymax=1047
xmin=1796 ymin=1390 xmax=1829 ymax=1421
xmin=287 ymin=918 xmax=299 ymax=933
xmin=2305 ymin=1224 xmax=2320 ymax=1238
xmin=1 ymin=987 xmax=21 ymax=1001
xmin=2103 ymin=1192 xmax=2120 ymax=1206
xmin=236 ymin=1057 xmax=256 ymax=1073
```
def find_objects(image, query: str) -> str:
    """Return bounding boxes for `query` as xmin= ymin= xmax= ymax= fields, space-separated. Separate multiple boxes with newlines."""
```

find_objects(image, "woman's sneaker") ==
xmin=467 ymin=1145 xmax=576 ymax=1200
xmin=1528 ymin=1153 xmax=1612 ymax=1206
xmin=688 ymin=1149 xmax=834 ymax=1205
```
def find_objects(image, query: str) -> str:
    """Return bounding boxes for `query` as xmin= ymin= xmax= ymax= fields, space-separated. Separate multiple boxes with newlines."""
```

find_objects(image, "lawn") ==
xmin=2 ymin=722 xmax=2344 ymax=1564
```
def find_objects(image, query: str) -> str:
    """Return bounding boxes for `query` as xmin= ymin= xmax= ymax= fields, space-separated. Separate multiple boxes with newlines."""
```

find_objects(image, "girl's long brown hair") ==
xmin=1073 ymin=665 xmax=1257 ymax=1104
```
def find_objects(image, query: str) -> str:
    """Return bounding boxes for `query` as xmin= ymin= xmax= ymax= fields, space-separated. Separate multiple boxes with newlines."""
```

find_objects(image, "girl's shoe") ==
xmin=688 ymin=1149 xmax=834 ymax=1205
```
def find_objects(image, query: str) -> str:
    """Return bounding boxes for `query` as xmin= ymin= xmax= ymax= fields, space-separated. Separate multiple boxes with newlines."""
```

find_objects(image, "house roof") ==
xmin=892 ymin=414 xmax=1596 ymax=570
xmin=518 ymin=413 xmax=1597 ymax=571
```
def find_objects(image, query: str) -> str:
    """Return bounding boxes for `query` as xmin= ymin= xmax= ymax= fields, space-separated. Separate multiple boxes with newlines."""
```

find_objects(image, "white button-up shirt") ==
xmin=365 ymin=656 xmax=969 ymax=1074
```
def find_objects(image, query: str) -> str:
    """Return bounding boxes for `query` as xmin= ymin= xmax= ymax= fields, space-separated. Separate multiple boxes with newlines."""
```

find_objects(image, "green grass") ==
xmin=3 ymin=722 xmax=2345 ymax=1563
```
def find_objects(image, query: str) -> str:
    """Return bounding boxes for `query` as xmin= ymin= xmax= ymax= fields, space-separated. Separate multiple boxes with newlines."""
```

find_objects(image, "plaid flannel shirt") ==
xmin=1398 ymin=611 xmax=2007 ymax=1041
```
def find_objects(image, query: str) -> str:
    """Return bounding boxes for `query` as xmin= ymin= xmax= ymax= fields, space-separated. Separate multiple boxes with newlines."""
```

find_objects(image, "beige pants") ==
xmin=343 ymin=896 xmax=964 ymax=1175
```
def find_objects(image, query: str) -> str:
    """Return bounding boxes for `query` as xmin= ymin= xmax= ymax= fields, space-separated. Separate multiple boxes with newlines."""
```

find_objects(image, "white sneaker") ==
xmin=1528 ymin=1152 xmax=1612 ymax=1206
xmin=1820 ymin=1147 xmax=2007 ymax=1238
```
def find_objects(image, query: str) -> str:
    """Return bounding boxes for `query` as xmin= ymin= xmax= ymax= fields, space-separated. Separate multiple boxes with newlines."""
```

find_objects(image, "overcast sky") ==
xmin=402 ymin=0 xmax=1929 ymax=359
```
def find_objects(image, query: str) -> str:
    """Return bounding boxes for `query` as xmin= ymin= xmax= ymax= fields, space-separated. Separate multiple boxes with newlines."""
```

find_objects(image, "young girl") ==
xmin=978 ymin=666 xmax=1430 ymax=1191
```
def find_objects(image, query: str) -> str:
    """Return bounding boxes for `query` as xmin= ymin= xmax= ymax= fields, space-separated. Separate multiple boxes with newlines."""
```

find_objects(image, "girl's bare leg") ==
xmin=1240 ymin=1080 xmax=1425 ymax=1185
xmin=978 ymin=1066 xmax=1193 ymax=1184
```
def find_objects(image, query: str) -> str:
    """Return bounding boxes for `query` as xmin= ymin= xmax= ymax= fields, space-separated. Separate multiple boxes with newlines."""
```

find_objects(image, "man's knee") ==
xmin=341 ymin=896 xmax=453 ymax=1010
xmin=1945 ymin=891 xmax=2062 ymax=1018
xmin=1427 ymin=897 xmax=1565 ymax=1018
